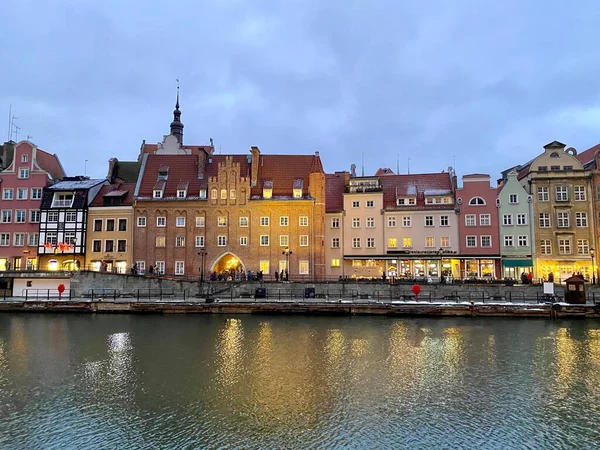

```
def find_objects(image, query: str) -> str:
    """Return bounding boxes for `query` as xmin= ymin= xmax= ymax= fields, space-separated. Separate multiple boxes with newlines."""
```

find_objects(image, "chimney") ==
xmin=250 ymin=146 xmax=260 ymax=187
xmin=106 ymin=158 xmax=118 ymax=183
xmin=197 ymin=149 xmax=207 ymax=180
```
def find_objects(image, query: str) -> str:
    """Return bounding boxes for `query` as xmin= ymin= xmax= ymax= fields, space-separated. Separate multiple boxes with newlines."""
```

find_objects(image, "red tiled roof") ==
xmin=463 ymin=173 xmax=490 ymax=179
xmin=576 ymin=142 xmax=600 ymax=166
xmin=381 ymin=173 xmax=453 ymax=208
xmin=138 ymin=154 xmax=201 ymax=198
xmin=36 ymin=148 xmax=66 ymax=180
xmin=250 ymin=154 xmax=324 ymax=197
xmin=140 ymin=142 xmax=213 ymax=156
xmin=374 ymin=168 xmax=395 ymax=176
xmin=326 ymin=173 xmax=346 ymax=212
xmin=90 ymin=183 xmax=136 ymax=206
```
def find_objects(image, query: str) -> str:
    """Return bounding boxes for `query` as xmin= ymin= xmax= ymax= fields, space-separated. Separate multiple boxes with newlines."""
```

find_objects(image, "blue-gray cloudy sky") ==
xmin=1 ymin=0 xmax=599 ymax=181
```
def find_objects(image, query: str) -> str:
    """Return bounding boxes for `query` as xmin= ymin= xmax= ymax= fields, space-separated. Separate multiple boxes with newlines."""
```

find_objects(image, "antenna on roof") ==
xmin=7 ymin=104 xmax=11 ymax=142
xmin=407 ymin=157 xmax=411 ymax=175
xmin=361 ymin=152 xmax=364 ymax=177
xmin=396 ymin=154 xmax=399 ymax=175
xmin=85 ymin=159 xmax=88 ymax=176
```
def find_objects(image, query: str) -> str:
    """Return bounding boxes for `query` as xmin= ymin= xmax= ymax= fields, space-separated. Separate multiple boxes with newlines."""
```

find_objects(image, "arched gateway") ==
xmin=210 ymin=252 xmax=247 ymax=278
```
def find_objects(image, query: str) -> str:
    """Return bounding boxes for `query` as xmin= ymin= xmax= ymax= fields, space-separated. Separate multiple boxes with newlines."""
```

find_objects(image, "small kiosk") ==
xmin=564 ymin=275 xmax=586 ymax=304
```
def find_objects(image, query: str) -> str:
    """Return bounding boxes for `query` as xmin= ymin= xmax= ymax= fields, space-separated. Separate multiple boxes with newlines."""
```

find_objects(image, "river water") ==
xmin=0 ymin=314 xmax=599 ymax=449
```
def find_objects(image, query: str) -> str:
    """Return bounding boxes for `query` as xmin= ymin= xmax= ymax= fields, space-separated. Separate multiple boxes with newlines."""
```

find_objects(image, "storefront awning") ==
xmin=502 ymin=259 xmax=533 ymax=267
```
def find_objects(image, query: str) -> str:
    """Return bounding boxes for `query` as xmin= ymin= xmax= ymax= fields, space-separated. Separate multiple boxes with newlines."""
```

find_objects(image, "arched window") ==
xmin=550 ymin=152 xmax=560 ymax=158
xmin=230 ymin=189 xmax=236 ymax=200
xmin=211 ymin=188 xmax=218 ymax=200
xmin=469 ymin=196 xmax=486 ymax=206
xmin=220 ymin=189 xmax=227 ymax=199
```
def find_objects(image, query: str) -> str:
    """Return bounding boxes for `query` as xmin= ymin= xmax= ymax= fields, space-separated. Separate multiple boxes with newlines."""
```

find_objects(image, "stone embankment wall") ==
xmin=69 ymin=271 xmax=600 ymax=301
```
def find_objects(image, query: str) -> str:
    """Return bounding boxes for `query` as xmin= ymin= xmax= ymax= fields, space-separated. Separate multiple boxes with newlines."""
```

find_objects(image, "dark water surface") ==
xmin=0 ymin=314 xmax=599 ymax=449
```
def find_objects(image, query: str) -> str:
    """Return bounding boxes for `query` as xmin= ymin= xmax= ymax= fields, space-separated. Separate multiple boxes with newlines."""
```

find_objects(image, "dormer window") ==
xmin=396 ymin=198 xmax=416 ymax=206
xmin=177 ymin=189 xmax=186 ymax=198
xmin=157 ymin=166 xmax=169 ymax=180
xmin=51 ymin=193 xmax=74 ymax=208
xmin=153 ymin=190 xmax=163 ymax=199
xmin=199 ymin=189 xmax=207 ymax=199
xmin=293 ymin=179 xmax=303 ymax=198
xmin=263 ymin=180 xmax=273 ymax=199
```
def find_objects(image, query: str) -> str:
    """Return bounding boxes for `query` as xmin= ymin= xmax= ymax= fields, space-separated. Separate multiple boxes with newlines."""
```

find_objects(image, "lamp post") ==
xmin=282 ymin=247 xmax=292 ymax=281
xmin=198 ymin=250 xmax=207 ymax=295
xmin=591 ymin=249 xmax=596 ymax=284
xmin=438 ymin=247 xmax=445 ymax=284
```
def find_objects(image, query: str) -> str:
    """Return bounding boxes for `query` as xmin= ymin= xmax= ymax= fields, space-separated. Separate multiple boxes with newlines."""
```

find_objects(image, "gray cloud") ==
xmin=1 ymin=0 xmax=599 ymax=182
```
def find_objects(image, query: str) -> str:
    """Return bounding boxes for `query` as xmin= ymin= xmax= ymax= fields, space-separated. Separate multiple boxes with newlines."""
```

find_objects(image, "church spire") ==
xmin=170 ymin=79 xmax=184 ymax=144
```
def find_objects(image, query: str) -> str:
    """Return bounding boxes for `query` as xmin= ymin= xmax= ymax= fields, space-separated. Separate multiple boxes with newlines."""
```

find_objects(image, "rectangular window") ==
xmin=440 ymin=237 xmax=450 ymax=247
xmin=199 ymin=189 xmax=207 ymax=199
xmin=195 ymin=236 xmax=205 ymax=247
xmin=465 ymin=215 xmax=476 ymax=226
xmin=31 ymin=188 xmax=42 ymax=199
xmin=541 ymin=240 xmax=552 ymax=255
xmin=388 ymin=237 xmax=397 ymax=248
xmin=65 ymin=212 xmax=77 ymax=222
xmin=218 ymin=235 xmax=227 ymax=246
xmin=136 ymin=261 xmax=146 ymax=274
xmin=574 ymin=186 xmax=586 ymax=201
xmin=299 ymin=216 xmax=308 ymax=227
xmin=538 ymin=187 xmax=549 ymax=202
xmin=299 ymin=235 xmax=309 ymax=246
xmin=45 ymin=232 xmax=57 ymax=246
xmin=299 ymin=261 xmax=309 ymax=275
xmin=481 ymin=236 xmax=492 ymax=247
xmin=1 ymin=210 xmax=12 ymax=223
xmin=106 ymin=219 xmax=115 ymax=232
xmin=577 ymin=239 xmax=589 ymax=255
xmin=239 ymin=217 xmax=249 ymax=227
xmin=331 ymin=218 xmax=340 ymax=228
xmin=440 ymin=215 xmax=449 ymax=226
xmin=518 ymin=235 xmax=528 ymax=247
xmin=576 ymin=212 xmax=588 ymax=227
xmin=352 ymin=201 xmax=360 ymax=208
xmin=352 ymin=237 xmax=361 ymax=248
xmin=504 ymin=235 xmax=514 ymax=247
xmin=175 ymin=261 xmax=185 ymax=275
xmin=557 ymin=212 xmax=570 ymax=228
xmin=555 ymin=186 xmax=569 ymax=202
xmin=90 ymin=239 xmax=100 ymax=252
xmin=280 ymin=216 xmax=289 ymax=226
xmin=196 ymin=216 xmax=205 ymax=227
xmin=260 ymin=235 xmax=269 ymax=246
xmin=175 ymin=236 xmax=185 ymax=247
xmin=117 ymin=240 xmax=126 ymax=252
xmin=17 ymin=188 xmax=27 ymax=200
xmin=425 ymin=216 xmax=434 ymax=227
xmin=558 ymin=238 xmax=571 ymax=255
xmin=94 ymin=219 xmax=102 ymax=231
xmin=503 ymin=214 xmax=513 ymax=226
xmin=403 ymin=237 xmax=412 ymax=248
xmin=156 ymin=236 xmax=166 ymax=247
xmin=13 ymin=233 xmax=25 ymax=247
xmin=366 ymin=217 xmax=375 ymax=228
xmin=29 ymin=210 xmax=40 ymax=223
xmin=352 ymin=218 xmax=361 ymax=228
xmin=260 ymin=217 xmax=269 ymax=226
xmin=19 ymin=168 xmax=29 ymax=179
xmin=332 ymin=237 xmax=340 ymax=248
xmin=176 ymin=217 xmax=185 ymax=227
xmin=221 ymin=189 xmax=227 ymax=200
xmin=402 ymin=216 xmax=412 ymax=227
xmin=15 ymin=210 xmax=26 ymax=223
xmin=177 ymin=189 xmax=186 ymax=199
xmin=0 ymin=233 xmax=10 ymax=246
xmin=516 ymin=214 xmax=527 ymax=226
xmin=211 ymin=189 xmax=218 ymax=200
xmin=64 ymin=232 xmax=76 ymax=245
xmin=366 ymin=237 xmax=375 ymax=248
xmin=387 ymin=217 xmax=396 ymax=227
xmin=259 ymin=260 xmax=270 ymax=274
xmin=155 ymin=261 xmax=164 ymax=275
xmin=480 ymin=214 xmax=491 ymax=226
xmin=425 ymin=236 xmax=434 ymax=247
xmin=366 ymin=200 xmax=374 ymax=208
xmin=280 ymin=235 xmax=289 ymax=247
xmin=137 ymin=217 xmax=146 ymax=227
xmin=28 ymin=233 xmax=39 ymax=247
xmin=47 ymin=211 xmax=59 ymax=222
xmin=52 ymin=193 xmax=73 ymax=207
xmin=466 ymin=236 xmax=477 ymax=247
xmin=105 ymin=240 xmax=114 ymax=252
xmin=293 ymin=188 xmax=301 ymax=199
xmin=539 ymin=213 xmax=551 ymax=228
xmin=218 ymin=216 xmax=227 ymax=227
xmin=509 ymin=194 xmax=518 ymax=204
xmin=2 ymin=189 xmax=13 ymax=200
xmin=331 ymin=259 xmax=340 ymax=268
xmin=239 ymin=236 xmax=247 ymax=246
xmin=157 ymin=217 xmax=166 ymax=227
xmin=21 ymin=154 xmax=28 ymax=163
xmin=118 ymin=219 xmax=127 ymax=231
xmin=153 ymin=190 xmax=163 ymax=199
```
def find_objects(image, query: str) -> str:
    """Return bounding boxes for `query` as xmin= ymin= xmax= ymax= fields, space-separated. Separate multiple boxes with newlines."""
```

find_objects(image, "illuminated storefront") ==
xmin=536 ymin=259 xmax=593 ymax=283
xmin=345 ymin=257 xmax=460 ymax=280
xmin=460 ymin=258 xmax=500 ymax=279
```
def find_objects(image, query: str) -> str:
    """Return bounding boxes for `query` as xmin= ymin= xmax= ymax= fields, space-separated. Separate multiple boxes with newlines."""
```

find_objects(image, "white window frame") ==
xmin=466 ymin=236 xmax=477 ymax=248
xmin=402 ymin=216 xmax=412 ymax=227
xmin=156 ymin=217 xmax=166 ymax=227
xmin=504 ymin=235 xmax=514 ymax=247
xmin=137 ymin=216 xmax=147 ymax=227
xmin=280 ymin=216 xmax=289 ymax=226
xmin=260 ymin=235 xmax=270 ymax=246
xmin=176 ymin=217 xmax=185 ymax=227
xmin=239 ymin=236 xmax=248 ymax=246
xmin=299 ymin=235 xmax=309 ymax=246
xmin=481 ymin=235 xmax=492 ymax=248
xmin=239 ymin=217 xmax=248 ymax=227
xmin=218 ymin=235 xmax=227 ymax=247
xmin=196 ymin=216 xmax=205 ymax=227
xmin=480 ymin=214 xmax=491 ymax=226
xmin=195 ymin=236 xmax=205 ymax=248
xmin=465 ymin=215 xmax=476 ymax=227
xmin=17 ymin=188 xmax=28 ymax=200
xmin=537 ymin=187 xmax=549 ymax=202
xmin=260 ymin=216 xmax=270 ymax=226
xmin=175 ymin=261 xmax=185 ymax=275
xmin=299 ymin=216 xmax=308 ymax=227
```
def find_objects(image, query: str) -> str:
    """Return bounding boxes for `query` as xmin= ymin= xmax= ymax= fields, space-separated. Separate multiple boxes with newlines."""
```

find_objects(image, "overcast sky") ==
xmin=2 ymin=0 xmax=599 ymax=182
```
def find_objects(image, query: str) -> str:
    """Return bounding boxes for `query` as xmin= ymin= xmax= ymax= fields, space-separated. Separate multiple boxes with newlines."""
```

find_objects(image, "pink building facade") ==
xmin=455 ymin=174 xmax=501 ymax=279
xmin=0 ymin=141 xmax=65 ymax=270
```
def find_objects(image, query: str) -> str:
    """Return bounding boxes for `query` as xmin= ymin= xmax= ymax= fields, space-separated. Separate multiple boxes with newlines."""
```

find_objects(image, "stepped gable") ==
xmin=203 ymin=154 xmax=251 ymax=181
xmin=326 ymin=173 xmax=346 ymax=213
xmin=251 ymin=154 xmax=320 ymax=197
xmin=137 ymin=154 xmax=200 ymax=198
xmin=380 ymin=173 xmax=453 ymax=208
xmin=90 ymin=183 xmax=136 ymax=206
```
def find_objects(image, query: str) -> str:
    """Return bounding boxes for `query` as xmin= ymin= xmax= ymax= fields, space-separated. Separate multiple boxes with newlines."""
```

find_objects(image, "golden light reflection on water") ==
xmin=554 ymin=328 xmax=578 ymax=400
xmin=216 ymin=318 xmax=244 ymax=388
xmin=585 ymin=329 xmax=600 ymax=390
xmin=442 ymin=327 xmax=464 ymax=379
xmin=9 ymin=319 xmax=28 ymax=374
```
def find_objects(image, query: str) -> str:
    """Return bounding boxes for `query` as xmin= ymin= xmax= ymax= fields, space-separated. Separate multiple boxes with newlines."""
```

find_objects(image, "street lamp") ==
xmin=438 ymin=247 xmax=445 ymax=284
xmin=591 ymin=249 xmax=596 ymax=284
xmin=198 ymin=251 xmax=207 ymax=295
xmin=282 ymin=247 xmax=292 ymax=281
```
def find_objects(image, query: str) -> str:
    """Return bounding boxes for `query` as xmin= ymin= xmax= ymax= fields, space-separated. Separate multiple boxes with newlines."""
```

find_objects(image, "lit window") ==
xmin=156 ymin=236 xmax=166 ymax=247
xmin=230 ymin=189 xmax=236 ymax=200
xmin=402 ymin=237 xmax=412 ymax=248
xmin=440 ymin=237 xmax=450 ymax=247
xmin=388 ymin=237 xmax=397 ymax=248
xmin=221 ymin=189 xmax=227 ymax=200
xmin=425 ymin=236 xmax=434 ymax=247
xmin=331 ymin=259 xmax=340 ymax=267
xmin=299 ymin=261 xmax=309 ymax=275
xmin=260 ymin=260 xmax=270 ymax=274
xmin=211 ymin=189 xmax=218 ymax=199
xmin=293 ymin=188 xmax=302 ymax=199
xmin=196 ymin=216 xmax=205 ymax=227
xmin=218 ymin=216 xmax=227 ymax=227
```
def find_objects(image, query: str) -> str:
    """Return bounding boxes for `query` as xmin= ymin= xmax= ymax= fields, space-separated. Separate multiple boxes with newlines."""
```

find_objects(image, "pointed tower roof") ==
xmin=310 ymin=152 xmax=324 ymax=173
xmin=170 ymin=83 xmax=184 ymax=144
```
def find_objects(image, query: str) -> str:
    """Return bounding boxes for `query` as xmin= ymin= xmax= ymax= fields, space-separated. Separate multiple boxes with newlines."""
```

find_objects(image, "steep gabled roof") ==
xmin=36 ymin=148 xmax=66 ymax=180
xmin=250 ymin=154 xmax=323 ymax=197
xmin=90 ymin=183 xmax=136 ymax=206
xmin=576 ymin=142 xmax=600 ymax=168
xmin=138 ymin=154 xmax=201 ymax=198
xmin=326 ymin=173 xmax=346 ymax=212
xmin=380 ymin=173 xmax=454 ymax=208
